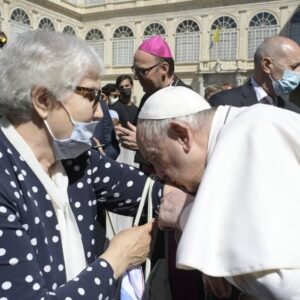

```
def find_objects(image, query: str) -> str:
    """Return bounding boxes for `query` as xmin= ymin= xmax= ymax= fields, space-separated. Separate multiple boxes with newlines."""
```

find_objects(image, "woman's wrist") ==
xmin=100 ymin=248 xmax=128 ymax=279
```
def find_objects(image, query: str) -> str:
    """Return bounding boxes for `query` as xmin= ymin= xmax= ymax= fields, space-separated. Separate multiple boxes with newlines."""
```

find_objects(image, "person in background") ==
xmin=107 ymin=77 xmax=139 ymax=238
xmin=209 ymin=36 xmax=300 ymax=114
xmin=0 ymin=30 xmax=186 ymax=299
xmin=115 ymin=35 xmax=192 ymax=173
xmin=93 ymin=99 xmax=120 ymax=159
xmin=111 ymin=75 xmax=138 ymax=129
xmin=221 ymin=82 xmax=235 ymax=90
xmin=102 ymin=84 xmax=120 ymax=125
xmin=102 ymin=83 xmax=119 ymax=107
xmin=204 ymin=84 xmax=223 ymax=100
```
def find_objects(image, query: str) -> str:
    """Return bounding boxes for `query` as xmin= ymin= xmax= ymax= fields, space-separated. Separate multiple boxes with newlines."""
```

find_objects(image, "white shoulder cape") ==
xmin=177 ymin=104 xmax=300 ymax=276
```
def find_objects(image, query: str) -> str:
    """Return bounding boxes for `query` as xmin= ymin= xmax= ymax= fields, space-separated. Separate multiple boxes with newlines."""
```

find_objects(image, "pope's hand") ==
xmin=159 ymin=186 xmax=194 ymax=230
xmin=100 ymin=220 xmax=156 ymax=278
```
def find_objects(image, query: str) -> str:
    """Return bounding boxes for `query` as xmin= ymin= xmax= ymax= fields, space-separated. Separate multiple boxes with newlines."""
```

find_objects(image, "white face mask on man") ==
xmin=44 ymin=104 xmax=98 ymax=160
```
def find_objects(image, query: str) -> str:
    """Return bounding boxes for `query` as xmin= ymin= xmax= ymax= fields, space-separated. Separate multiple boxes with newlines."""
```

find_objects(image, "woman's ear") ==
xmin=31 ymin=87 xmax=52 ymax=119
xmin=169 ymin=120 xmax=192 ymax=153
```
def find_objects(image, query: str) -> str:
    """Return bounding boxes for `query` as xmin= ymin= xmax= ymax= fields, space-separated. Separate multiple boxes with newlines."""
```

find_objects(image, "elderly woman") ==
xmin=0 ymin=30 xmax=176 ymax=299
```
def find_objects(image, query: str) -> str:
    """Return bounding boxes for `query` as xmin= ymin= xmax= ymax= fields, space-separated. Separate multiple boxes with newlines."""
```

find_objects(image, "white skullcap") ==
xmin=138 ymin=86 xmax=211 ymax=120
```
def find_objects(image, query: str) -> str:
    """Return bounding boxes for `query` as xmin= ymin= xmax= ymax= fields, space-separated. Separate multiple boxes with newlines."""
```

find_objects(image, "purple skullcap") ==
xmin=138 ymin=35 xmax=173 ymax=58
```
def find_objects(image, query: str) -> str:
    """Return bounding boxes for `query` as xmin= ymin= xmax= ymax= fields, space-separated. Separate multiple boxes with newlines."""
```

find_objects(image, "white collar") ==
xmin=251 ymin=77 xmax=268 ymax=102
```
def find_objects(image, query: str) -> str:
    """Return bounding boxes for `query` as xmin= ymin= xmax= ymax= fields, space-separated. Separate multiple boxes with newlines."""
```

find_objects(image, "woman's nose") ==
xmin=93 ymin=102 xmax=104 ymax=120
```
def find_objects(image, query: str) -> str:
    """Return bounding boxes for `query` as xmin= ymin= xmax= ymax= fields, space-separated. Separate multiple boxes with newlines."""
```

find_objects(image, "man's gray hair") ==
xmin=0 ymin=30 xmax=104 ymax=122
xmin=137 ymin=109 xmax=215 ymax=155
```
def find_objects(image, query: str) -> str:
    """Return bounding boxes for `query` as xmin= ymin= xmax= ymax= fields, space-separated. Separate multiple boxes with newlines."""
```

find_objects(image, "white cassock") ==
xmin=177 ymin=104 xmax=300 ymax=300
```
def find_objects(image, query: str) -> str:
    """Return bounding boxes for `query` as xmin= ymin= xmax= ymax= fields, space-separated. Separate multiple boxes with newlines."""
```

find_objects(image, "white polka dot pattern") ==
xmin=0 ymin=136 xmax=163 ymax=299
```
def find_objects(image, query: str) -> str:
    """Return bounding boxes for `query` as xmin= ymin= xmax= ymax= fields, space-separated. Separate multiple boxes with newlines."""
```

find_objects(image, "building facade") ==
xmin=0 ymin=0 xmax=299 ymax=101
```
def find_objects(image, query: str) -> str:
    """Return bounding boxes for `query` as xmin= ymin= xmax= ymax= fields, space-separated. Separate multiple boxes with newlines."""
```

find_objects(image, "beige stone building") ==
xmin=0 ymin=0 xmax=300 ymax=102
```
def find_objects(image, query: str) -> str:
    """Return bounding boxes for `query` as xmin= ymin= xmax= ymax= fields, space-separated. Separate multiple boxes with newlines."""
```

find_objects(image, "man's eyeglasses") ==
xmin=74 ymin=86 xmax=102 ymax=106
xmin=131 ymin=63 xmax=161 ymax=78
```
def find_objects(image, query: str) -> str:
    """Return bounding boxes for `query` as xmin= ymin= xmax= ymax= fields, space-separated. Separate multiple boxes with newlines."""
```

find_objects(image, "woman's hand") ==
xmin=93 ymin=137 xmax=106 ymax=155
xmin=100 ymin=220 xmax=156 ymax=278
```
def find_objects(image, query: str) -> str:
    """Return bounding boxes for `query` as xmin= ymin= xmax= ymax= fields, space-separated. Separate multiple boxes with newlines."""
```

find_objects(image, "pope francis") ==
xmin=137 ymin=86 xmax=300 ymax=300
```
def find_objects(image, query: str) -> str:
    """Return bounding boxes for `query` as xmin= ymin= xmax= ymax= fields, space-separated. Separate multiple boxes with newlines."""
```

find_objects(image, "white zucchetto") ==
xmin=138 ymin=86 xmax=211 ymax=120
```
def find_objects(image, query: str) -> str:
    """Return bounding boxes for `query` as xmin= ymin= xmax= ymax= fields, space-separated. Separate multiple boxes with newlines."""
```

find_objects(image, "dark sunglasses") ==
xmin=131 ymin=62 xmax=161 ymax=78
xmin=74 ymin=86 xmax=102 ymax=106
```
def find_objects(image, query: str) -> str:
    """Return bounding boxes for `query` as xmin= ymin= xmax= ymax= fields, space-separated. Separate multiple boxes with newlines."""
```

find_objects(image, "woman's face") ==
xmin=46 ymin=77 xmax=103 ymax=140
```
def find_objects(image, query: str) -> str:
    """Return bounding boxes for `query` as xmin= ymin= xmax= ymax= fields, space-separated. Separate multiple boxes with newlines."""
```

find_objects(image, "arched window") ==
xmin=143 ymin=23 xmax=166 ymax=38
xmin=175 ymin=19 xmax=200 ymax=62
xmin=38 ymin=18 xmax=55 ymax=31
xmin=85 ymin=0 xmax=105 ymax=5
xmin=85 ymin=29 xmax=104 ymax=60
xmin=248 ymin=12 xmax=277 ymax=59
xmin=10 ymin=8 xmax=31 ymax=40
xmin=289 ymin=11 xmax=300 ymax=45
xmin=210 ymin=16 xmax=237 ymax=60
xmin=113 ymin=26 xmax=134 ymax=66
xmin=63 ymin=25 xmax=76 ymax=35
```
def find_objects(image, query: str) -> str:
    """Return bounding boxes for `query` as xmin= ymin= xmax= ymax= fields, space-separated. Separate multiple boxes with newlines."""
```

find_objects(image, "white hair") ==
xmin=137 ymin=109 xmax=215 ymax=156
xmin=0 ymin=30 xmax=104 ymax=122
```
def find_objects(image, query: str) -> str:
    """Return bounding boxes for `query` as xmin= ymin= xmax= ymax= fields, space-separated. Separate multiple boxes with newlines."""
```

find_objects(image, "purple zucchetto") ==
xmin=138 ymin=35 xmax=173 ymax=58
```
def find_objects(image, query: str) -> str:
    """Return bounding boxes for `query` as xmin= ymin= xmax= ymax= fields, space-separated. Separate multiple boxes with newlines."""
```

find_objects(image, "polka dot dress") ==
xmin=0 ymin=130 xmax=163 ymax=299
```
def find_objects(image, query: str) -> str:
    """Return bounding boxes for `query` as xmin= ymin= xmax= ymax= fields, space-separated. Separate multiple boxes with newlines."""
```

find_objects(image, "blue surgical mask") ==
xmin=269 ymin=61 xmax=300 ymax=97
xmin=44 ymin=105 xmax=98 ymax=160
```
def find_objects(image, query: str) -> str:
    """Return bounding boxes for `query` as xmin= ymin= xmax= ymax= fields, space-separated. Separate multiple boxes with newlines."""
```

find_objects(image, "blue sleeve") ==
xmin=94 ymin=101 xmax=120 ymax=160
xmin=0 ymin=191 xmax=116 ymax=299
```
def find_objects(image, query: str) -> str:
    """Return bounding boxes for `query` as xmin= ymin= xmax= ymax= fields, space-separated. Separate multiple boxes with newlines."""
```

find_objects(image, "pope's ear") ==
xmin=31 ymin=86 xmax=52 ymax=119
xmin=169 ymin=120 xmax=191 ymax=152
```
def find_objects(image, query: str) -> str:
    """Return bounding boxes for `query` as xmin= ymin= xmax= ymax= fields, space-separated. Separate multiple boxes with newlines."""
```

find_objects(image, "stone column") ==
xmin=237 ymin=10 xmax=248 ymax=61
xmin=104 ymin=23 xmax=112 ymax=68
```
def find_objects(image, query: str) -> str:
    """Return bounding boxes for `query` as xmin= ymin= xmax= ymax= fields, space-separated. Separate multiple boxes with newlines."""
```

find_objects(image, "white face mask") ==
xmin=44 ymin=105 xmax=98 ymax=160
xmin=109 ymin=96 xmax=119 ymax=104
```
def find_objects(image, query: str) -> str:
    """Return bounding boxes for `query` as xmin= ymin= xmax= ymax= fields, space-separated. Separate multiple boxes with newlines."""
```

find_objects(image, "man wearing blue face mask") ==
xmin=209 ymin=36 xmax=300 ymax=113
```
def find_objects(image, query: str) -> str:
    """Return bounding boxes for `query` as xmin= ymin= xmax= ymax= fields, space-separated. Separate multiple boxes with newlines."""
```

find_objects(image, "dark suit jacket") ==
xmin=209 ymin=79 xmax=300 ymax=113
